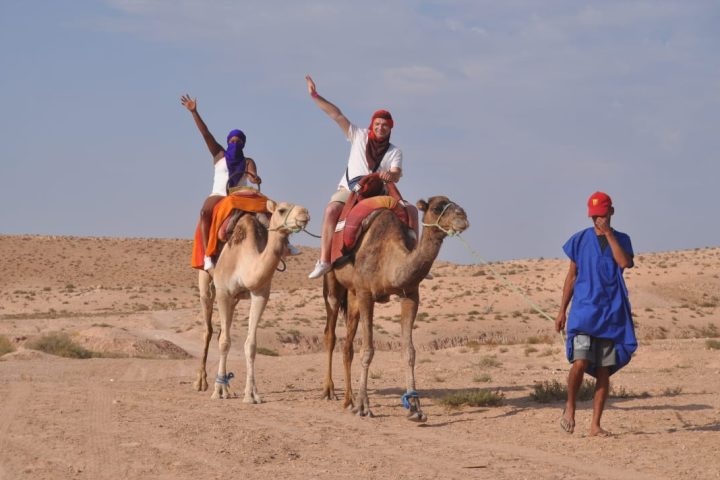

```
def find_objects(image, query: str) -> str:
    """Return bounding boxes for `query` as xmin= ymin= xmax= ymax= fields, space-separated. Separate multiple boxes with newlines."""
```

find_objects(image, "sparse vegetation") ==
xmin=706 ymin=339 xmax=720 ymax=350
xmin=0 ymin=335 xmax=15 ymax=357
xmin=472 ymin=373 xmax=492 ymax=383
xmin=25 ymin=332 xmax=93 ymax=359
xmin=530 ymin=379 xmax=595 ymax=403
xmin=256 ymin=347 xmax=279 ymax=356
xmin=477 ymin=355 xmax=502 ymax=368
xmin=439 ymin=389 xmax=504 ymax=408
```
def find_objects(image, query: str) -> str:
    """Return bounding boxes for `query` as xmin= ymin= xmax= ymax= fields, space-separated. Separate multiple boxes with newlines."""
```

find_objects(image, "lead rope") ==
xmin=453 ymin=234 xmax=566 ymax=345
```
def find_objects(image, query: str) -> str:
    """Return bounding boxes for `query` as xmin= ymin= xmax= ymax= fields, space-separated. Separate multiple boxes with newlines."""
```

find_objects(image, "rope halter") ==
xmin=267 ymin=204 xmax=303 ymax=234
xmin=421 ymin=201 xmax=460 ymax=237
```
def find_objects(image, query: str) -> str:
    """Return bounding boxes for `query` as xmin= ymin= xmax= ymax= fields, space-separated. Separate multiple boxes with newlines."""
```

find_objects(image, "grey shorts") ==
xmin=571 ymin=334 xmax=616 ymax=367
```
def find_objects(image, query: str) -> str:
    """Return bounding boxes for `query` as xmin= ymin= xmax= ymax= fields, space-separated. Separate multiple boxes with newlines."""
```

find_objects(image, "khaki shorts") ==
xmin=571 ymin=334 xmax=616 ymax=367
xmin=329 ymin=187 xmax=351 ymax=204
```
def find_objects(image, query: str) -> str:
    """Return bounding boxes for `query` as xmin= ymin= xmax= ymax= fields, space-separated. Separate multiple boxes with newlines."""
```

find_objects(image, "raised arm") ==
xmin=180 ymin=94 xmax=224 ymax=159
xmin=305 ymin=75 xmax=351 ymax=136
xmin=555 ymin=260 xmax=577 ymax=333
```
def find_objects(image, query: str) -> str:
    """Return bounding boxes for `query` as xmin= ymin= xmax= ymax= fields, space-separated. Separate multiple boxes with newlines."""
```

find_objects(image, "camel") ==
xmin=322 ymin=195 xmax=469 ymax=421
xmin=194 ymin=199 xmax=310 ymax=402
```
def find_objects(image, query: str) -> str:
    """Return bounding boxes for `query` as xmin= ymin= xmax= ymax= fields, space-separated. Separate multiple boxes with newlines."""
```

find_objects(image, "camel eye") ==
xmin=433 ymin=203 xmax=446 ymax=213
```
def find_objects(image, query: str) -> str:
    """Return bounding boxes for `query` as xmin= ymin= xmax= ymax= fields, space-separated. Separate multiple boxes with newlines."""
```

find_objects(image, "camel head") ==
xmin=266 ymin=200 xmax=310 ymax=236
xmin=417 ymin=196 xmax=469 ymax=236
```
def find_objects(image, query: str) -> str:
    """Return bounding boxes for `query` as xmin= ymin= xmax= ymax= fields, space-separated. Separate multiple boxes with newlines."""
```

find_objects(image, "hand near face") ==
xmin=594 ymin=215 xmax=612 ymax=235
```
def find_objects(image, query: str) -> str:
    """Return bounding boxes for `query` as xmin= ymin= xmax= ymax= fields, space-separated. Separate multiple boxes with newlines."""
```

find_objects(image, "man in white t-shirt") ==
xmin=305 ymin=75 xmax=404 ymax=279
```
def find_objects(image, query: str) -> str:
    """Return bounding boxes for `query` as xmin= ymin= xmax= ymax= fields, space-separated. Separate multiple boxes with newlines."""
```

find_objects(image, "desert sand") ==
xmin=0 ymin=234 xmax=719 ymax=479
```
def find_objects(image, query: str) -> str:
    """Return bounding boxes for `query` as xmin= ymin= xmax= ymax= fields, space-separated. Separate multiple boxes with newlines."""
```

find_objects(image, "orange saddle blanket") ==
xmin=191 ymin=189 xmax=270 ymax=269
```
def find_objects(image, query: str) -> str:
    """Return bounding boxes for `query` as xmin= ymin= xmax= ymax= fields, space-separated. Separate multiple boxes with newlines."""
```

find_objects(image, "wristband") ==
xmin=311 ymin=91 xmax=319 ymax=98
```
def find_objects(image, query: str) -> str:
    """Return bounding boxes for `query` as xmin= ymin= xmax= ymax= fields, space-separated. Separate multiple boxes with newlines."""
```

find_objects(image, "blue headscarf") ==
xmin=225 ymin=129 xmax=246 ymax=188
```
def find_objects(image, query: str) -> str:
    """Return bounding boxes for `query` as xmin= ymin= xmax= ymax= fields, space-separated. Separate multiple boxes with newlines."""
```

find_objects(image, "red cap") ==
xmin=587 ymin=191 xmax=612 ymax=217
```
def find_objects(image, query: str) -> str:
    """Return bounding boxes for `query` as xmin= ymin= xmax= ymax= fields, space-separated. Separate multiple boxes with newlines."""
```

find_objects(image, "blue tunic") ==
xmin=563 ymin=227 xmax=637 ymax=376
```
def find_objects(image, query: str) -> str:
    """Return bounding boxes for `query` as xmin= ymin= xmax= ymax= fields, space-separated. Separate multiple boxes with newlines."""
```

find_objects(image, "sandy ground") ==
xmin=1 ymin=234 xmax=719 ymax=479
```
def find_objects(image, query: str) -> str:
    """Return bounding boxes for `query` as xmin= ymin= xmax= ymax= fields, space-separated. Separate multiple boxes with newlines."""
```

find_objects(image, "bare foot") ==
xmin=560 ymin=409 xmax=575 ymax=434
xmin=589 ymin=427 xmax=613 ymax=437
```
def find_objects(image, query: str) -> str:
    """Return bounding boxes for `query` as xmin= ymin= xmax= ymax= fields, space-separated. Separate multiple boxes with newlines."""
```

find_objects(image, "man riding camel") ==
xmin=304 ymin=75 xmax=407 ymax=279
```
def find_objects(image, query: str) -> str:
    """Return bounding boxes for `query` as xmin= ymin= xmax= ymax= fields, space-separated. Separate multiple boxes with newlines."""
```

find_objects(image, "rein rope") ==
xmin=453 ymin=234 xmax=566 ymax=345
xmin=215 ymin=372 xmax=235 ymax=385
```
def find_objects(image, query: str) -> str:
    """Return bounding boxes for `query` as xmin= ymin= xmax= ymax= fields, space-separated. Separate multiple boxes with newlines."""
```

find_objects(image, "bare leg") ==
xmin=200 ymin=195 xmax=224 ymax=253
xmin=400 ymin=291 xmax=426 ymax=422
xmin=319 ymin=201 xmax=343 ymax=263
xmin=243 ymin=289 xmax=269 ymax=404
xmin=212 ymin=288 xmax=236 ymax=399
xmin=562 ymin=359 xmax=589 ymax=433
xmin=194 ymin=271 xmax=215 ymax=391
xmin=590 ymin=367 xmax=611 ymax=436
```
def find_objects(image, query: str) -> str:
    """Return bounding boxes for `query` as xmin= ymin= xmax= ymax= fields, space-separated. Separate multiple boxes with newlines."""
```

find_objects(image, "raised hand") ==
xmin=181 ymin=94 xmax=197 ymax=112
xmin=305 ymin=75 xmax=317 ymax=96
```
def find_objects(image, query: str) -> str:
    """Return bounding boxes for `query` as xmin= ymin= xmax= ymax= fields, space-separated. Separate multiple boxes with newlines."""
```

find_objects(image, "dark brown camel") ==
xmin=321 ymin=196 xmax=469 ymax=421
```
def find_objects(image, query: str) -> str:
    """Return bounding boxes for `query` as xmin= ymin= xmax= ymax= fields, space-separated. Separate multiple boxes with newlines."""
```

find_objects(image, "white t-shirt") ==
xmin=210 ymin=152 xmax=251 ymax=196
xmin=337 ymin=124 xmax=403 ymax=190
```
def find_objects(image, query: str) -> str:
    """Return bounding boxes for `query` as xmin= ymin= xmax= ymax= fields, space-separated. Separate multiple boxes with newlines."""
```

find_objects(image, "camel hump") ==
xmin=330 ymin=196 xmax=415 ymax=264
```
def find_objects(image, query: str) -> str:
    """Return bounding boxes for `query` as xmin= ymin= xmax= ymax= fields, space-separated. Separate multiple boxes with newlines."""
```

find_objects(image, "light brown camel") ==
xmin=194 ymin=200 xmax=309 ymax=402
xmin=322 ymin=195 xmax=469 ymax=421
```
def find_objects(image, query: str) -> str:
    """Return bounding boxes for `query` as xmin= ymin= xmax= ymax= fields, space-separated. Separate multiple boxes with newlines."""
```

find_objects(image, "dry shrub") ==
xmin=530 ymin=379 xmax=595 ymax=403
xmin=0 ymin=335 xmax=15 ymax=357
xmin=439 ymin=389 xmax=504 ymax=408
xmin=26 ymin=332 xmax=93 ymax=359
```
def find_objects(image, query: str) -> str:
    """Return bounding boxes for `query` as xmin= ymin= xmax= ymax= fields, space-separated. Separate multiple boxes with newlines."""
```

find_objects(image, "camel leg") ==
xmin=194 ymin=271 xmax=215 ymax=391
xmin=321 ymin=274 xmax=343 ymax=400
xmin=243 ymin=288 xmax=269 ymax=404
xmin=400 ymin=291 xmax=426 ymax=422
xmin=353 ymin=292 xmax=375 ymax=417
xmin=342 ymin=291 xmax=360 ymax=410
xmin=212 ymin=287 xmax=236 ymax=399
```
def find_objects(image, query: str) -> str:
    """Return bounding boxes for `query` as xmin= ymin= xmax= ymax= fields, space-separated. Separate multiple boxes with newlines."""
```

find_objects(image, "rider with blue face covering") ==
xmin=181 ymin=95 xmax=261 ymax=271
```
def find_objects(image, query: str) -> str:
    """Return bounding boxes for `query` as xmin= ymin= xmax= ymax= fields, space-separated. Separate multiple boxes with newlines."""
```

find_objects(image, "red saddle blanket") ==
xmin=330 ymin=180 xmax=417 ymax=264
xmin=191 ymin=189 xmax=270 ymax=269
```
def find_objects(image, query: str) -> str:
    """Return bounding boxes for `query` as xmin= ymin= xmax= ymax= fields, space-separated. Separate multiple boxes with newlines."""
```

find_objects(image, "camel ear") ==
xmin=266 ymin=200 xmax=276 ymax=213
xmin=416 ymin=199 xmax=429 ymax=212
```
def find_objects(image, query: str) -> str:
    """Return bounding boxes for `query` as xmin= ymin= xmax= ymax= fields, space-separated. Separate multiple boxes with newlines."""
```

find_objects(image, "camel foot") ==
xmin=193 ymin=372 xmax=208 ymax=392
xmin=352 ymin=393 xmax=372 ymax=417
xmin=211 ymin=385 xmax=231 ymax=399
xmin=403 ymin=392 xmax=427 ymax=422
xmin=407 ymin=411 xmax=427 ymax=423
xmin=243 ymin=388 xmax=262 ymax=404
xmin=353 ymin=407 xmax=374 ymax=418
xmin=321 ymin=385 xmax=337 ymax=400
xmin=342 ymin=395 xmax=354 ymax=410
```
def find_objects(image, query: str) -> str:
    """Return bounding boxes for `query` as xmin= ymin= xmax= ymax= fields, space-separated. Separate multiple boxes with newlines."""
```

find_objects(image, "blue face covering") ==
xmin=225 ymin=129 xmax=246 ymax=188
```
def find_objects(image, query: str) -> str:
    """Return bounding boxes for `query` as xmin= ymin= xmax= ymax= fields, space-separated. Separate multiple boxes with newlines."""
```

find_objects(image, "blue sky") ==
xmin=1 ymin=0 xmax=719 ymax=263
